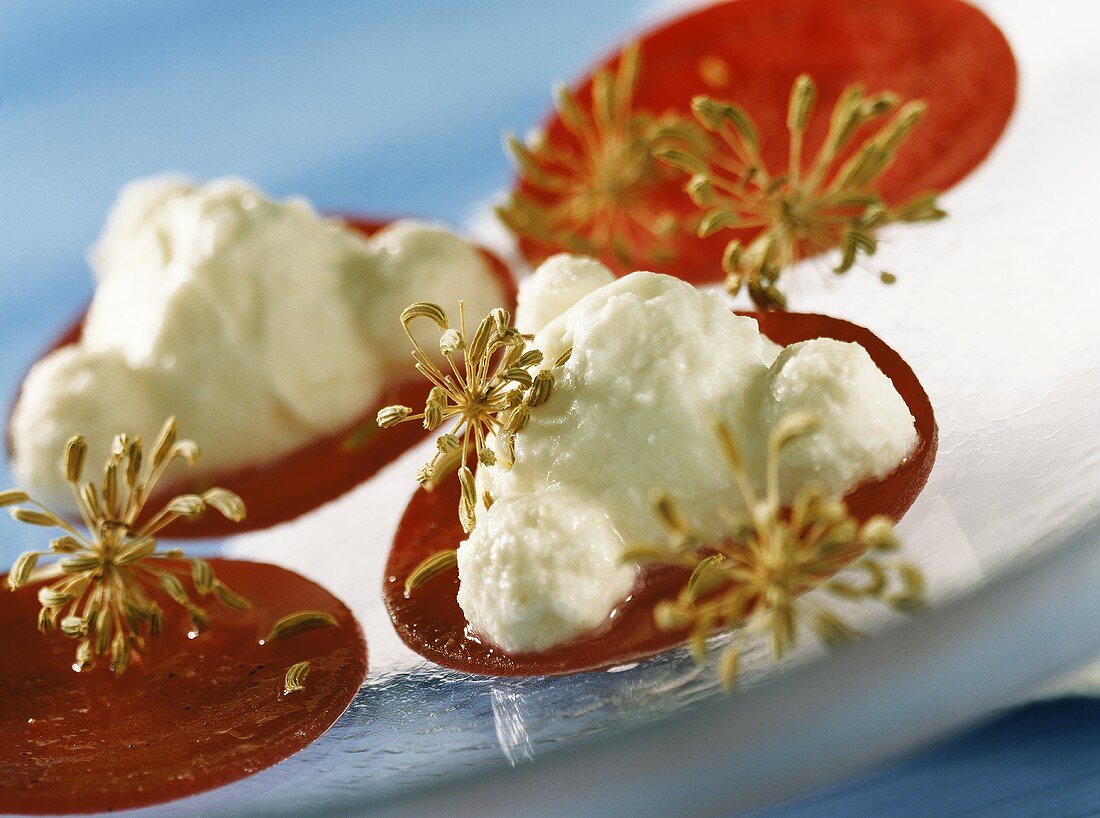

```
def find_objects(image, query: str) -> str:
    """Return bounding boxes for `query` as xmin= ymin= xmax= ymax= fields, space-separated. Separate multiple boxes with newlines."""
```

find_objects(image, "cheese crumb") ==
xmin=754 ymin=339 xmax=919 ymax=499
xmin=515 ymin=254 xmax=615 ymax=334
xmin=456 ymin=489 xmax=634 ymax=654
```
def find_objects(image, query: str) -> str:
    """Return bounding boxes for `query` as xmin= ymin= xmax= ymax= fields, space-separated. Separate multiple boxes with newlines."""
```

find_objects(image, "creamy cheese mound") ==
xmin=754 ymin=340 xmax=921 ymax=498
xmin=11 ymin=175 xmax=504 ymax=509
xmin=456 ymin=489 xmax=634 ymax=654
xmin=515 ymin=253 xmax=614 ymax=334
xmin=456 ymin=256 xmax=917 ymax=653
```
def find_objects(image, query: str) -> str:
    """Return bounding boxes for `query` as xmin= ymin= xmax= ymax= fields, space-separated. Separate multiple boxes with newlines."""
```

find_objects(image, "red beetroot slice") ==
xmin=6 ymin=218 xmax=516 ymax=538
xmin=384 ymin=311 xmax=937 ymax=676
xmin=0 ymin=559 xmax=367 ymax=815
xmin=514 ymin=0 xmax=1017 ymax=282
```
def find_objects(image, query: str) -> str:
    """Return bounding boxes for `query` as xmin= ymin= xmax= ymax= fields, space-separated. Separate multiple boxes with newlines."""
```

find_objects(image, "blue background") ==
xmin=2 ymin=2 xmax=1098 ymax=815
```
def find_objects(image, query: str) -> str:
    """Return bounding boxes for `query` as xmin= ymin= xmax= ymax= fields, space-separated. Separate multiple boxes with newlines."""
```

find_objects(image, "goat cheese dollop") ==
xmin=10 ymin=175 xmax=504 ymax=509
xmin=456 ymin=489 xmax=634 ymax=654
xmin=456 ymin=256 xmax=917 ymax=653
xmin=515 ymin=253 xmax=614 ymax=334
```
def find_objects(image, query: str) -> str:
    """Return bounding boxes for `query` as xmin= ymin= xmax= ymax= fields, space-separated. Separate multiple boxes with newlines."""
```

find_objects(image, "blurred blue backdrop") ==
xmin=2 ymin=2 xmax=1098 ymax=815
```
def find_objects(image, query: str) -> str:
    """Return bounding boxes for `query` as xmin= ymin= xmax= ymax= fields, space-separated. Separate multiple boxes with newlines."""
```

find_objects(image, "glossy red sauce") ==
xmin=384 ymin=311 xmax=937 ymax=676
xmin=0 ymin=559 xmax=367 ymax=814
xmin=6 ymin=217 xmax=516 ymax=538
xmin=514 ymin=0 xmax=1017 ymax=282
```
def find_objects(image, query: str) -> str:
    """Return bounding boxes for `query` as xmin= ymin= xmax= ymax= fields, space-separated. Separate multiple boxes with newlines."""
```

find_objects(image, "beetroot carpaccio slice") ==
xmin=511 ymin=0 xmax=1017 ymax=281
xmin=0 ymin=559 xmax=367 ymax=815
xmin=384 ymin=310 xmax=937 ymax=676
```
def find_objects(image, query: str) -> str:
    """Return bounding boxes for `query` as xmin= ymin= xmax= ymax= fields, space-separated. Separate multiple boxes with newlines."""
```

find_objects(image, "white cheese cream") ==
xmin=457 ymin=256 xmax=917 ymax=654
xmin=10 ymin=175 xmax=504 ymax=509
